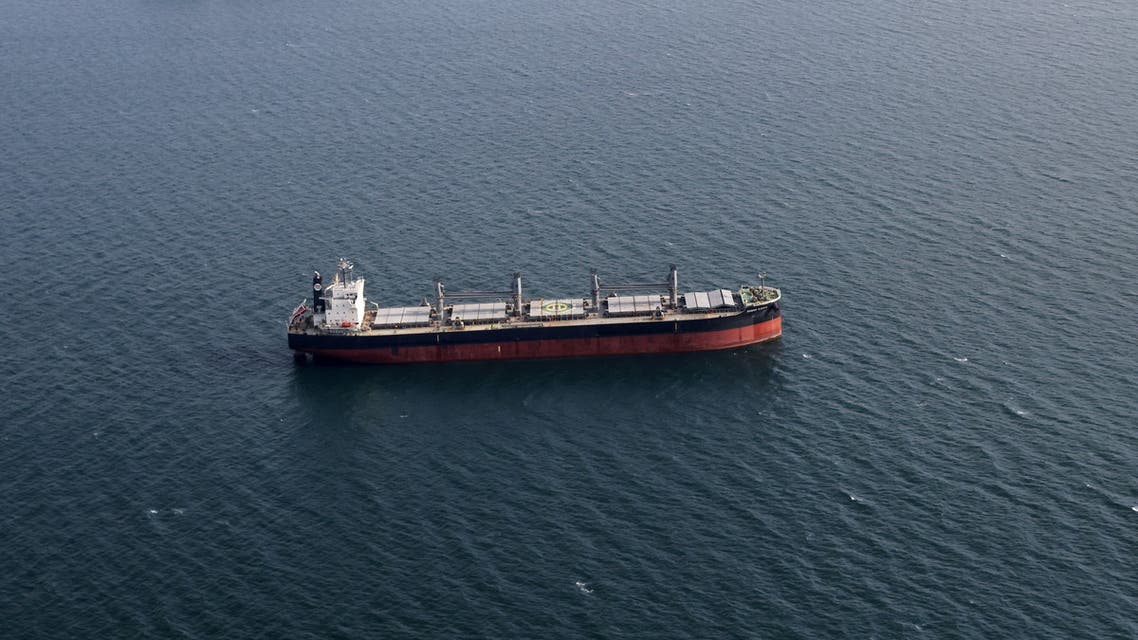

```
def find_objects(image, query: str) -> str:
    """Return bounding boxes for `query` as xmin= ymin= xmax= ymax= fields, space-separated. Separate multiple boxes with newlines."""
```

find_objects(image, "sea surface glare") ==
xmin=2 ymin=0 xmax=1137 ymax=637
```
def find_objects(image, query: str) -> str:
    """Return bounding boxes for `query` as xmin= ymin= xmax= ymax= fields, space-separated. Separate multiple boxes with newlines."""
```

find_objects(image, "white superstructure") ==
xmin=313 ymin=258 xmax=367 ymax=328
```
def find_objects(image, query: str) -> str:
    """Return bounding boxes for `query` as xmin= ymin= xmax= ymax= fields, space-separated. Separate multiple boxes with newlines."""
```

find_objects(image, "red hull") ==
xmin=303 ymin=317 xmax=781 ymax=364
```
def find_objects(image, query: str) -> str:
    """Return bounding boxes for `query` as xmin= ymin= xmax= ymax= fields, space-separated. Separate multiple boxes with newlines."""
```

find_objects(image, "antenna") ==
xmin=338 ymin=257 xmax=354 ymax=285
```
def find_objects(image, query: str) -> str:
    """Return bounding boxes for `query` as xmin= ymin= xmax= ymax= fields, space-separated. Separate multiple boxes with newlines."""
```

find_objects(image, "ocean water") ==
xmin=2 ymin=0 xmax=1137 ymax=637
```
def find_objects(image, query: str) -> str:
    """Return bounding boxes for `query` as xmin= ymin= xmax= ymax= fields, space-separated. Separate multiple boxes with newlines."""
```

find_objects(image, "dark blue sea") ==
xmin=3 ymin=0 xmax=1137 ymax=637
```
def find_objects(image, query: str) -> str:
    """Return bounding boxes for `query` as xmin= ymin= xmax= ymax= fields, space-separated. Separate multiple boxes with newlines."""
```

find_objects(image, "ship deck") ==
xmin=290 ymin=290 xmax=781 ymax=337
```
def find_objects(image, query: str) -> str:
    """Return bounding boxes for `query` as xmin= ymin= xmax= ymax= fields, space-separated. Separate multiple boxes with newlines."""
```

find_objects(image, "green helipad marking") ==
xmin=542 ymin=301 xmax=571 ymax=313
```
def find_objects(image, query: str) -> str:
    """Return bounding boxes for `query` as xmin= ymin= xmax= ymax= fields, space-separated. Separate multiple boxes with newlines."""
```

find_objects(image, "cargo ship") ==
xmin=287 ymin=259 xmax=781 ymax=364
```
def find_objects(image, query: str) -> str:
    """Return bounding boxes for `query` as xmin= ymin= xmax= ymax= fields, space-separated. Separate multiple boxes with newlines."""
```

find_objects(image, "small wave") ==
xmin=575 ymin=581 xmax=593 ymax=594
xmin=802 ymin=353 xmax=812 ymax=359
xmin=1004 ymin=404 xmax=1028 ymax=418
xmin=953 ymin=357 xmax=968 ymax=363
xmin=1131 ymin=506 xmax=1138 ymax=513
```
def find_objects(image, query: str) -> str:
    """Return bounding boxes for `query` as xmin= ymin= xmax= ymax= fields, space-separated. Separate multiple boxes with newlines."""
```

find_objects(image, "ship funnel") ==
xmin=312 ymin=271 xmax=326 ymax=314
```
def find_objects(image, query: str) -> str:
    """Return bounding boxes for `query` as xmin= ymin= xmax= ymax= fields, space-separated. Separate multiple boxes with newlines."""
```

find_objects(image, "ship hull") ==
xmin=289 ymin=304 xmax=781 ymax=364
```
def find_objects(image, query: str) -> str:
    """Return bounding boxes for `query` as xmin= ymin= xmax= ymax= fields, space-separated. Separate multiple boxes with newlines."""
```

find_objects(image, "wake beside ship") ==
xmin=287 ymin=259 xmax=782 ymax=364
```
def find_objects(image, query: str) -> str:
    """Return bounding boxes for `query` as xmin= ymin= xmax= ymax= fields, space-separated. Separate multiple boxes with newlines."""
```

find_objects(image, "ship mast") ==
xmin=337 ymin=257 xmax=354 ymax=286
xmin=435 ymin=279 xmax=446 ymax=325
xmin=668 ymin=264 xmax=679 ymax=309
xmin=590 ymin=270 xmax=601 ymax=309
